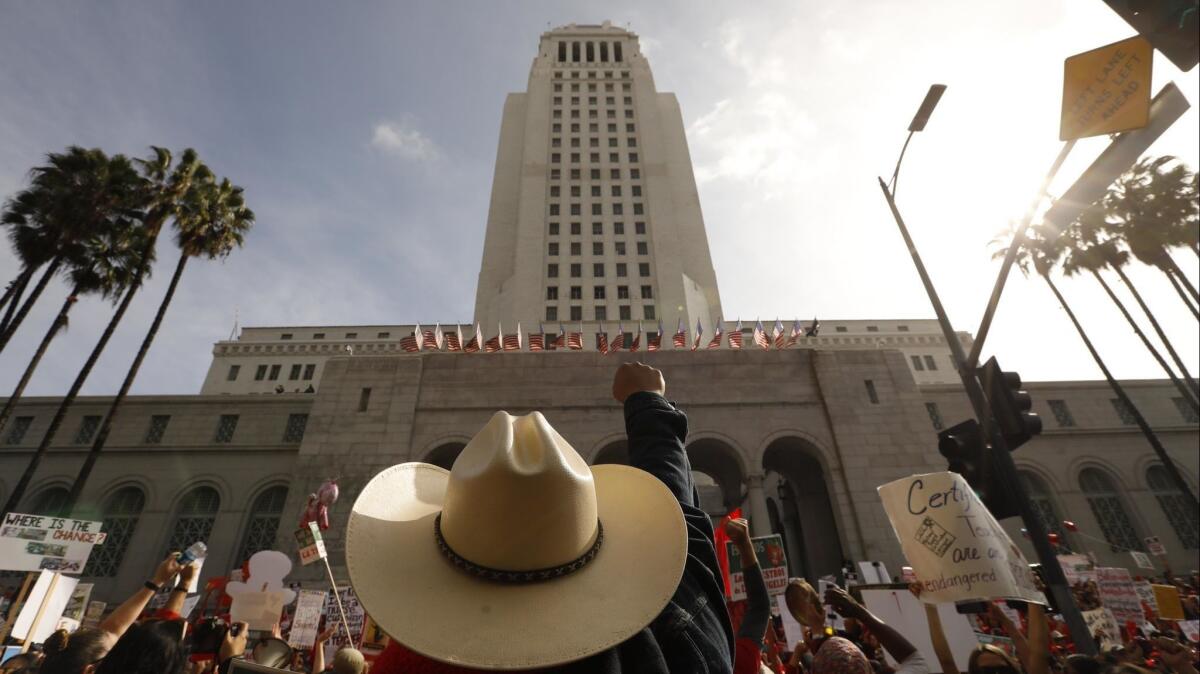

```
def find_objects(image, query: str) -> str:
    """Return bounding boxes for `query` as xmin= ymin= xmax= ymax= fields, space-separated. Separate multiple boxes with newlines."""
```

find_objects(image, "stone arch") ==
xmin=685 ymin=437 xmax=747 ymax=517
xmin=424 ymin=442 xmax=467 ymax=470
xmin=591 ymin=438 xmax=629 ymax=465
xmin=762 ymin=436 xmax=846 ymax=581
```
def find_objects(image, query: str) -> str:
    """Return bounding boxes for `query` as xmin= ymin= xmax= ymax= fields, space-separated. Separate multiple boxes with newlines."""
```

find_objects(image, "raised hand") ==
xmin=612 ymin=362 xmax=665 ymax=403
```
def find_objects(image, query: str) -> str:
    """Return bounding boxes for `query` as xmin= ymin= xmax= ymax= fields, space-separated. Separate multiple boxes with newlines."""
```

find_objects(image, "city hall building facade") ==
xmin=2 ymin=23 xmax=1197 ymax=603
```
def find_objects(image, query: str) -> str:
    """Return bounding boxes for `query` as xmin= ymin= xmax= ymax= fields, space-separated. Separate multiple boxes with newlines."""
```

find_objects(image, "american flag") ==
xmin=648 ymin=320 xmax=664 ymax=351
xmin=503 ymin=322 xmax=522 ymax=351
xmin=630 ymin=323 xmax=641 ymax=352
xmin=691 ymin=319 xmax=704 ymax=351
xmin=728 ymin=319 xmax=743 ymax=349
xmin=595 ymin=328 xmax=609 ymax=355
xmin=484 ymin=324 xmax=502 ymax=353
xmin=464 ymin=323 xmax=482 ymax=353
xmin=610 ymin=323 xmax=625 ymax=353
xmin=445 ymin=325 xmax=462 ymax=352
xmin=553 ymin=323 xmax=566 ymax=349
xmin=400 ymin=324 xmax=421 ymax=353
xmin=773 ymin=319 xmax=786 ymax=349
xmin=786 ymin=319 xmax=803 ymax=347
xmin=422 ymin=324 xmax=442 ymax=351
xmin=753 ymin=320 xmax=770 ymax=349
xmin=672 ymin=318 xmax=687 ymax=349
xmin=567 ymin=324 xmax=583 ymax=350
xmin=529 ymin=323 xmax=545 ymax=351
xmin=805 ymin=317 xmax=820 ymax=337
xmin=706 ymin=317 xmax=723 ymax=349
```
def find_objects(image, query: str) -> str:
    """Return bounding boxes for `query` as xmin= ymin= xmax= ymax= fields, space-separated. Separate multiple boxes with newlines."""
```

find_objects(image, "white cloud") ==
xmin=370 ymin=119 xmax=439 ymax=160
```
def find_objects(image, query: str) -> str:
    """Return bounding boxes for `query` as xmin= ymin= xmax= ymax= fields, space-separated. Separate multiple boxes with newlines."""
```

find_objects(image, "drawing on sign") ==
xmin=1060 ymin=36 xmax=1153 ymax=140
xmin=725 ymin=535 xmax=789 ymax=601
xmin=915 ymin=517 xmax=955 ymax=557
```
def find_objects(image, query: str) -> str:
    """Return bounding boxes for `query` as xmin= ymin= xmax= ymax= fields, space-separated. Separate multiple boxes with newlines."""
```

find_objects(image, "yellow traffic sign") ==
xmin=1060 ymin=36 xmax=1153 ymax=141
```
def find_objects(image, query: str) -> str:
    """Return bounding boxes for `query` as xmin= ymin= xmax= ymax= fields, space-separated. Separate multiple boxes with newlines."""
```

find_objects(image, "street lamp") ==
xmin=888 ymin=84 xmax=946 ymax=196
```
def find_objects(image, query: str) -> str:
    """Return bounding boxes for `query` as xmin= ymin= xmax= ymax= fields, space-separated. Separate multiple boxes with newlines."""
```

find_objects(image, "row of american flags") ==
xmin=396 ymin=317 xmax=820 ymax=354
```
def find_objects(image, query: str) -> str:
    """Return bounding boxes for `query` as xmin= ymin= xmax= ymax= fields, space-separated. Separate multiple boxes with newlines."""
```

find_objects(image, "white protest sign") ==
xmin=1133 ymin=580 xmax=1158 ymax=617
xmin=1144 ymin=536 xmax=1167 ymax=556
xmin=227 ymin=551 xmax=297 ymax=630
xmin=1082 ymin=607 xmax=1120 ymax=647
xmin=81 ymin=600 xmax=106 ymax=629
xmin=323 ymin=586 xmax=365 ymax=652
xmin=287 ymin=590 xmax=328 ymax=649
xmin=859 ymin=587 xmax=979 ymax=670
xmin=725 ymin=535 xmax=788 ymax=601
xmin=776 ymin=594 xmax=805 ymax=649
xmin=1097 ymin=567 xmax=1142 ymax=626
xmin=858 ymin=561 xmax=891 ymax=584
xmin=1130 ymin=551 xmax=1154 ymax=570
xmin=878 ymin=472 xmax=1044 ymax=604
xmin=1180 ymin=620 xmax=1199 ymax=643
xmin=0 ymin=513 xmax=106 ymax=573
xmin=230 ymin=592 xmax=285 ymax=631
xmin=294 ymin=523 xmax=327 ymax=566
xmin=12 ymin=571 xmax=80 ymax=643
xmin=1058 ymin=554 xmax=1096 ymax=585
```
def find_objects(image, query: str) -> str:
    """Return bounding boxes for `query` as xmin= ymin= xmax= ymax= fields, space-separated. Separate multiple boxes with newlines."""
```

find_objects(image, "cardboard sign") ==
xmin=1057 ymin=554 xmax=1096 ymax=586
xmin=776 ymin=594 xmax=805 ymax=649
xmin=858 ymin=561 xmax=892 ymax=584
xmin=11 ymin=571 xmax=80 ymax=643
xmin=1097 ymin=567 xmax=1142 ymax=626
xmin=858 ymin=587 xmax=980 ymax=670
xmin=0 ymin=513 xmax=106 ymax=573
xmin=1144 ymin=536 xmax=1167 ymax=556
xmin=294 ymin=522 xmax=327 ymax=566
xmin=1060 ymin=36 xmax=1153 ymax=140
xmin=1152 ymin=584 xmax=1185 ymax=620
xmin=286 ymin=590 xmax=327 ymax=649
xmin=1133 ymin=580 xmax=1158 ymax=617
xmin=878 ymin=472 xmax=1044 ymax=604
xmin=230 ymin=591 xmax=285 ymax=631
xmin=323 ymin=587 xmax=365 ymax=651
xmin=1130 ymin=551 xmax=1155 ymax=570
xmin=1082 ymin=607 xmax=1120 ymax=647
xmin=725 ymin=535 xmax=789 ymax=601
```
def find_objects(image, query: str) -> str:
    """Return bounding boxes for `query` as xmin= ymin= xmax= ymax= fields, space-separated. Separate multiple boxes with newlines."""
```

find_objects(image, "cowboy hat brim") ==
xmin=346 ymin=462 xmax=687 ymax=670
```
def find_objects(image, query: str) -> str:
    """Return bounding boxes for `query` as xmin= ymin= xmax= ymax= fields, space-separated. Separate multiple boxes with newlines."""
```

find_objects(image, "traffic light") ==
xmin=979 ymin=356 xmax=1043 ymax=451
xmin=938 ymin=418 xmax=1021 ymax=519
xmin=1100 ymin=0 xmax=1199 ymax=71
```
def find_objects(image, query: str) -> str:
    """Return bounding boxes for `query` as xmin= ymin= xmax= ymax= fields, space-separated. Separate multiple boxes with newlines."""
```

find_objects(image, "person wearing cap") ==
xmin=350 ymin=362 xmax=734 ymax=671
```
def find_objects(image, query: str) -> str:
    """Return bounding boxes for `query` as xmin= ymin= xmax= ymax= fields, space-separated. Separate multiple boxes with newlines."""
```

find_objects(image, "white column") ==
xmin=746 ymin=474 xmax=773 ymax=537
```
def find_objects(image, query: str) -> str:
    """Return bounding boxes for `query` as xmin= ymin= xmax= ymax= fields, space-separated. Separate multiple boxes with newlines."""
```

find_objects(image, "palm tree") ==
xmin=64 ymin=172 xmax=255 ymax=513
xmin=0 ymin=150 xmax=145 ymax=435
xmin=998 ymin=225 xmax=1198 ymax=510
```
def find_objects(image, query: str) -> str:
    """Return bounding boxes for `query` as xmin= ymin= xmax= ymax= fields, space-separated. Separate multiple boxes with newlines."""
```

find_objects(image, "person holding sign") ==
xmin=726 ymin=517 xmax=773 ymax=674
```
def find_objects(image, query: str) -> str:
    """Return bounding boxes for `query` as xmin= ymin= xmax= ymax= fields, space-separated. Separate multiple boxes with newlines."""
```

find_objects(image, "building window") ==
xmin=910 ymin=356 xmax=925 ymax=371
xmin=615 ymin=242 xmax=626 ymax=255
xmin=632 ymin=185 xmax=642 ymax=197
xmin=591 ymin=203 xmax=602 ymax=215
xmin=570 ymin=242 xmax=581 ymax=256
xmin=548 ymin=242 xmax=559 ymax=256
xmin=615 ymin=286 xmax=629 ymax=300
xmin=923 ymin=355 xmax=938 ymax=371
xmin=546 ymin=306 xmax=558 ymax=321
xmin=268 ymin=364 xmax=281 ymax=381
xmin=593 ymin=263 xmax=605 ymax=277
xmin=635 ymin=221 xmax=646 ymax=235
xmin=312 ymin=333 xmax=325 ymax=340
xmin=1019 ymin=471 xmax=1069 ymax=546
xmin=237 ymin=486 xmax=290 ymax=564
xmin=549 ymin=222 xmax=559 ymax=236
xmin=644 ymin=305 xmax=656 ymax=320
xmin=302 ymin=364 xmax=316 ymax=380
xmin=1146 ymin=465 xmax=1199 ymax=549
xmin=865 ymin=380 xmax=879 ymax=404
xmin=226 ymin=365 xmax=240 ymax=381
xmin=289 ymin=364 xmax=302 ymax=381
xmin=640 ymin=285 xmax=653 ymax=299
xmin=358 ymin=388 xmax=372 ymax=412
xmin=84 ymin=487 xmax=145 ymax=577
xmin=549 ymin=204 xmax=560 ymax=215
xmin=619 ymin=305 xmax=631 ymax=320
xmin=1079 ymin=467 xmax=1142 ymax=552
xmin=377 ymin=332 xmax=390 ymax=339
xmin=835 ymin=326 xmax=847 ymax=333
xmin=866 ymin=326 xmax=879 ymax=332
xmin=616 ymin=263 xmax=627 ymax=277
xmin=26 ymin=487 xmax=69 ymax=516
xmin=345 ymin=332 xmax=357 ymax=339
xmin=570 ymin=306 xmax=582 ymax=321
xmin=1110 ymin=398 xmax=1137 ymax=425
xmin=570 ymin=286 xmax=582 ymax=300
xmin=570 ymin=263 xmax=582 ymax=278
xmin=254 ymin=365 xmax=267 ymax=381
xmin=897 ymin=325 xmax=910 ymax=332
xmin=280 ymin=333 xmax=293 ymax=340
xmin=612 ymin=203 xmax=623 ymax=215
xmin=595 ymin=306 xmax=607 ymax=321
xmin=163 ymin=486 xmax=221 ymax=557
xmin=591 ymin=242 xmax=602 ymax=256
xmin=925 ymin=402 xmax=943 ymax=430
xmin=547 ymin=264 xmax=559 ymax=278
xmin=74 ymin=416 xmax=102 ymax=444
xmin=613 ymin=222 xmax=624 ymax=235
xmin=1048 ymin=400 xmax=1075 ymax=427
xmin=593 ymin=286 xmax=606 ymax=300
xmin=1173 ymin=397 xmax=1200 ymax=423
xmin=4 ymin=416 xmax=33 ymax=445
xmin=145 ymin=415 xmax=171 ymax=444
xmin=571 ymin=203 xmax=582 ymax=215
xmin=638 ymin=263 xmax=650 ymax=277
xmin=546 ymin=287 xmax=558 ymax=300
xmin=611 ymin=185 xmax=622 ymax=197
xmin=636 ymin=242 xmax=648 ymax=255
xmin=283 ymin=414 xmax=308 ymax=443
xmin=214 ymin=415 xmax=239 ymax=443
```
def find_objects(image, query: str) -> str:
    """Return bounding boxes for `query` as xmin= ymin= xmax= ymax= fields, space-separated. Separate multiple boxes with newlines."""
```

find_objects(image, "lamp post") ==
xmin=876 ymin=85 xmax=1098 ymax=656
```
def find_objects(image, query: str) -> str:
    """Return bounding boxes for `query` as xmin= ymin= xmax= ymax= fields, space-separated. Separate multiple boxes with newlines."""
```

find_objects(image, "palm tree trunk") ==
xmin=1114 ymin=265 xmax=1200 ymax=398
xmin=1042 ymin=273 xmax=1198 ymax=511
xmin=63 ymin=254 xmax=190 ymax=514
xmin=4 ymin=280 xmax=143 ymax=518
xmin=0 ymin=287 xmax=81 ymax=515
xmin=1093 ymin=270 xmax=1199 ymax=409
xmin=1161 ymin=254 xmax=1199 ymax=301
xmin=0 ymin=266 xmax=36 ymax=334
xmin=0 ymin=258 xmax=62 ymax=354
xmin=1163 ymin=268 xmax=1200 ymax=319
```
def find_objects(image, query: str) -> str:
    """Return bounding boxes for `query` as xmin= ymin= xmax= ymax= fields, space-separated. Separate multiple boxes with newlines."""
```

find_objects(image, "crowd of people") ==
xmin=0 ymin=363 xmax=1196 ymax=673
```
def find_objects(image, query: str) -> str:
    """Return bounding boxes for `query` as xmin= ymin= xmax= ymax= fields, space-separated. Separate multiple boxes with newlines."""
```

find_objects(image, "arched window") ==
xmin=1019 ymin=471 xmax=1068 ymax=546
xmin=84 ymin=487 xmax=145 ymax=577
xmin=164 ymin=486 xmax=221 ymax=556
xmin=26 ymin=486 xmax=69 ymax=515
xmin=1146 ymin=465 xmax=1199 ymax=549
xmin=1079 ymin=468 xmax=1141 ymax=551
xmin=237 ymin=486 xmax=289 ymax=563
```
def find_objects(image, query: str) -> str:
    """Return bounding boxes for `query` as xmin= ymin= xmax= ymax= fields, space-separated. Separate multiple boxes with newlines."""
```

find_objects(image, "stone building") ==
xmin=1 ymin=23 xmax=1197 ymax=605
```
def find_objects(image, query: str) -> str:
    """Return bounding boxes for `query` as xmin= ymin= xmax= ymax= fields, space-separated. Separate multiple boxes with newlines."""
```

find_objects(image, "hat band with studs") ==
xmin=434 ymin=513 xmax=604 ymax=584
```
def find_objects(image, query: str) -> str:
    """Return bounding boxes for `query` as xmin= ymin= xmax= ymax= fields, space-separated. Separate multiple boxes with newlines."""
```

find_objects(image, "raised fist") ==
xmin=612 ymin=362 xmax=666 ymax=403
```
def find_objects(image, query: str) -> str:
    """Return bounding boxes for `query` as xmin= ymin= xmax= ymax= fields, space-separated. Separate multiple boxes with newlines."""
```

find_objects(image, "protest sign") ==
xmin=287 ymin=589 xmax=327 ymax=649
xmin=725 ymin=535 xmax=788 ymax=601
xmin=323 ymin=586 xmax=365 ymax=651
xmin=0 ymin=513 xmax=106 ymax=573
xmin=1133 ymin=580 xmax=1158 ymax=617
xmin=776 ymin=594 xmax=805 ymax=649
xmin=1083 ymin=607 xmax=1120 ymax=647
xmin=1144 ymin=536 xmax=1166 ymax=556
xmin=878 ymin=472 xmax=1044 ymax=604
xmin=61 ymin=583 xmax=92 ymax=624
xmin=858 ymin=561 xmax=891 ymax=584
xmin=1057 ymin=554 xmax=1096 ymax=585
xmin=230 ymin=591 xmax=285 ymax=631
xmin=1180 ymin=620 xmax=1199 ymax=643
xmin=227 ymin=551 xmax=297 ymax=630
xmin=1129 ymin=551 xmax=1154 ymax=570
xmin=12 ymin=571 xmax=80 ymax=644
xmin=1151 ymin=584 xmax=1185 ymax=620
xmin=975 ymin=633 xmax=1018 ymax=658
xmin=361 ymin=615 xmax=389 ymax=651
xmin=294 ymin=522 xmax=327 ymax=566
xmin=1097 ymin=567 xmax=1142 ymax=626
xmin=81 ymin=601 xmax=106 ymax=629
xmin=858 ymin=587 xmax=979 ymax=670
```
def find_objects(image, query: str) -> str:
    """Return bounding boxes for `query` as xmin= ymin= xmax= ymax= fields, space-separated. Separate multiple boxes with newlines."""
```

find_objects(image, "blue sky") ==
xmin=1 ymin=1 xmax=1197 ymax=396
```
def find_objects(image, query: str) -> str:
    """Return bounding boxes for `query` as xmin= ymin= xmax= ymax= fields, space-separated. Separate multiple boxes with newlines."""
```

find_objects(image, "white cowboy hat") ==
xmin=345 ymin=411 xmax=687 ymax=670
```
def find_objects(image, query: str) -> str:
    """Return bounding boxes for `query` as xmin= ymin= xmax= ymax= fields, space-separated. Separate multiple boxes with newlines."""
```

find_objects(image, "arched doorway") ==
xmin=424 ymin=443 xmax=466 ymax=470
xmin=592 ymin=438 xmax=744 ymax=520
xmin=762 ymin=438 xmax=844 ymax=582
xmin=592 ymin=440 xmax=629 ymax=466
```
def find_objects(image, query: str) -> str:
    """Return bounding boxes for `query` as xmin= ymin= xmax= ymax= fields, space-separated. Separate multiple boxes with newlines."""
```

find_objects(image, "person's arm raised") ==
xmin=824 ymin=585 xmax=918 ymax=664
xmin=614 ymin=362 xmax=695 ymax=505
xmin=162 ymin=562 xmax=199 ymax=616
xmin=313 ymin=625 xmax=337 ymax=674
xmin=99 ymin=552 xmax=182 ymax=641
